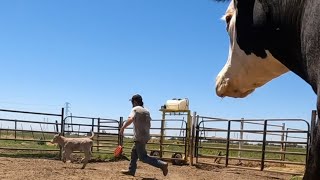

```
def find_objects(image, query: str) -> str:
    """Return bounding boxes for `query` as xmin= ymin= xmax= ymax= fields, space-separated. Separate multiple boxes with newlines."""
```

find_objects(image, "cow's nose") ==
xmin=215 ymin=77 xmax=230 ymax=97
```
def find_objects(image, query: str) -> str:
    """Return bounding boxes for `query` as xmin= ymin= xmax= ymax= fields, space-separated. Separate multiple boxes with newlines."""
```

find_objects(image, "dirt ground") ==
xmin=0 ymin=157 xmax=295 ymax=180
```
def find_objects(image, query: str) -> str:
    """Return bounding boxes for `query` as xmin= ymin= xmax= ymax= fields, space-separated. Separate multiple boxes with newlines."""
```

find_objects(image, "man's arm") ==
xmin=120 ymin=116 xmax=134 ymax=135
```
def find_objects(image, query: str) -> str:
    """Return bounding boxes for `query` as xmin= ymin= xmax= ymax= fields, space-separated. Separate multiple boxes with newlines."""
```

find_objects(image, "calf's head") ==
xmin=51 ymin=133 xmax=63 ymax=144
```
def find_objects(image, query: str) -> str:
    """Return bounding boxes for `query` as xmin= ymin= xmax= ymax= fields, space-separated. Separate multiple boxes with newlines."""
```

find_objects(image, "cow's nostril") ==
xmin=233 ymin=89 xmax=239 ymax=93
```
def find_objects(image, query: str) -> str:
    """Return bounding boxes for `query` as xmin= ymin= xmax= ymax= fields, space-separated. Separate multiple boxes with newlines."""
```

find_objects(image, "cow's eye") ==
xmin=226 ymin=15 xmax=232 ymax=24
xmin=225 ymin=15 xmax=232 ymax=30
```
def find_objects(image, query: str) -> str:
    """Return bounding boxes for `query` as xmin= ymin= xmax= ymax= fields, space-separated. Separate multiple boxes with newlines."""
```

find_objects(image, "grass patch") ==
xmin=0 ymin=152 xmax=59 ymax=159
xmin=290 ymin=176 xmax=303 ymax=180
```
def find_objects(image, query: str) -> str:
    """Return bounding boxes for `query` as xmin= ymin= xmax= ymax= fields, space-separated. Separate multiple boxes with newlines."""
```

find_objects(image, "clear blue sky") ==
xmin=0 ymin=0 xmax=316 ymax=126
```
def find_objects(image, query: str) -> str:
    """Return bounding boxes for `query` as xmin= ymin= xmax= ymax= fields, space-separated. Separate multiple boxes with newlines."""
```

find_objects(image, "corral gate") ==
xmin=194 ymin=115 xmax=312 ymax=175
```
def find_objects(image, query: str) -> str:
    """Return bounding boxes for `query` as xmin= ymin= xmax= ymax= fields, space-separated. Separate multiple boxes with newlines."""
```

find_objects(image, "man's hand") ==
xmin=120 ymin=127 xmax=124 ymax=136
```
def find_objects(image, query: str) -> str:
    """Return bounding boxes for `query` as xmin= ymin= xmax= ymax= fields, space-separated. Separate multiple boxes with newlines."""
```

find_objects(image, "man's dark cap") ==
xmin=129 ymin=94 xmax=143 ymax=102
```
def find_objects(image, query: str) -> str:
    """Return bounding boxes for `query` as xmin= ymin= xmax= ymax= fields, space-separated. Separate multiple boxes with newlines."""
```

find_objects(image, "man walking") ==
xmin=120 ymin=94 xmax=168 ymax=176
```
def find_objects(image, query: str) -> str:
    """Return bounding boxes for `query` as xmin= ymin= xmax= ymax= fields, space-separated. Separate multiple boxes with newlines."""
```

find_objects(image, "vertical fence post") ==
xmin=238 ymin=118 xmax=244 ymax=162
xmin=190 ymin=112 xmax=196 ymax=166
xmin=55 ymin=120 xmax=59 ymax=133
xmin=186 ymin=111 xmax=192 ymax=164
xmin=91 ymin=118 xmax=95 ymax=153
xmin=14 ymin=120 xmax=17 ymax=141
xmin=160 ymin=111 xmax=166 ymax=159
xmin=225 ymin=120 xmax=231 ymax=167
xmin=59 ymin=108 xmax=65 ymax=160
xmin=60 ymin=108 xmax=65 ymax=135
xmin=310 ymin=110 xmax=317 ymax=144
xmin=97 ymin=118 xmax=100 ymax=152
xmin=261 ymin=120 xmax=268 ymax=171
xmin=119 ymin=117 xmax=123 ymax=146
xmin=280 ymin=123 xmax=286 ymax=164
xmin=195 ymin=115 xmax=200 ymax=164
xmin=307 ymin=110 xmax=317 ymax=169
xmin=91 ymin=118 xmax=95 ymax=133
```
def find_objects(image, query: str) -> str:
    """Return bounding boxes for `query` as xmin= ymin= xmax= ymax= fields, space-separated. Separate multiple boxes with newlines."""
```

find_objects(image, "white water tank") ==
xmin=165 ymin=98 xmax=189 ymax=111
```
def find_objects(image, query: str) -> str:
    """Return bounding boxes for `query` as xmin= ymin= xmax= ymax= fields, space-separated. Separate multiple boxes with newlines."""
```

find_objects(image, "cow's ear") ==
xmin=58 ymin=133 xmax=62 ymax=136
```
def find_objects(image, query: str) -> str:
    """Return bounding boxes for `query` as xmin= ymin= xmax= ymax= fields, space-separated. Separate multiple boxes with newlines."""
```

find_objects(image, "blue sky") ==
xmin=0 ymin=0 xmax=316 ymax=129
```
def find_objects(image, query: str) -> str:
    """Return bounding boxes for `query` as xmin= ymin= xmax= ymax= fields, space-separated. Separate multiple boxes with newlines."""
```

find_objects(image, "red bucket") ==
xmin=114 ymin=145 xmax=123 ymax=157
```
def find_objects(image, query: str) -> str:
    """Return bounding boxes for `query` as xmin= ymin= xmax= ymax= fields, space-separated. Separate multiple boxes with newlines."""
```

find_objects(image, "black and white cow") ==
xmin=215 ymin=0 xmax=320 ymax=179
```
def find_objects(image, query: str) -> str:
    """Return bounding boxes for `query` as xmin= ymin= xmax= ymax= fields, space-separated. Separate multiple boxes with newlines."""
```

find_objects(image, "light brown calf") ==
xmin=51 ymin=132 xmax=94 ymax=169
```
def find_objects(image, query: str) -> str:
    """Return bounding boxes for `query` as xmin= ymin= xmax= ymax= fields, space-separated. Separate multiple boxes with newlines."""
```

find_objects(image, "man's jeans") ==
xmin=128 ymin=141 xmax=165 ymax=175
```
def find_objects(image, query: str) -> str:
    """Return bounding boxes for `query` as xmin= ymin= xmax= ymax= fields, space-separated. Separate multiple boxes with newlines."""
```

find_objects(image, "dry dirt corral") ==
xmin=0 ymin=157 xmax=294 ymax=180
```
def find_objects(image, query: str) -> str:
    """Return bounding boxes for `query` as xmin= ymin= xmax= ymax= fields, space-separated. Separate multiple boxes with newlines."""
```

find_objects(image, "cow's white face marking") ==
xmin=215 ymin=1 xmax=289 ymax=98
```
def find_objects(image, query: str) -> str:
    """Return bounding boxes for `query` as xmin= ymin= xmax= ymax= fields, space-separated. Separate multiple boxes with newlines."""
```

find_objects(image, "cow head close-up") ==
xmin=215 ymin=0 xmax=289 ymax=98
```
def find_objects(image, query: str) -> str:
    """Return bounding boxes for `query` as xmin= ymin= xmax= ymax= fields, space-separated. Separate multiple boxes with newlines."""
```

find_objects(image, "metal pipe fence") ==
xmin=0 ymin=108 xmax=314 ymax=176
xmin=0 ymin=108 xmax=64 ymax=154
xmin=195 ymin=116 xmax=311 ymax=175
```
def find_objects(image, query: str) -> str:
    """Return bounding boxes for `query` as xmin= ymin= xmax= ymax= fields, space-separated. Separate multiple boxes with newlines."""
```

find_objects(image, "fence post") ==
xmin=280 ymin=123 xmax=286 ymax=164
xmin=195 ymin=115 xmax=200 ymax=164
xmin=238 ymin=119 xmax=244 ymax=162
xmin=60 ymin=108 xmax=65 ymax=135
xmin=119 ymin=117 xmax=123 ymax=146
xmin=190 ymin=112 xmax=197 ymax=166
xmin=91 ymin=118 xmax=95 ymax=153
xmin=310 ymin=110 xmax=317 ymax=144
xmin=59 ymin=108 xmax=65 ymax=160
xmin=261 ymin=120 xmax=268 ymax=171
xmin=14 ymin=120 xmax=17 ymax=141
xmin=225 ymin=120 xmax=231 ymax=167
xmin=97 ymin=118 xmax=100 ymax=152
xmin=160 ymin=112 xmax=166 ymax=159
xmin=71 ymin=113 xmax=73 ymax=132
xmin=55 ymin=120 xmax=59 ymax=133
xmin=307 ymin=110 xmax=317 ymax=168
